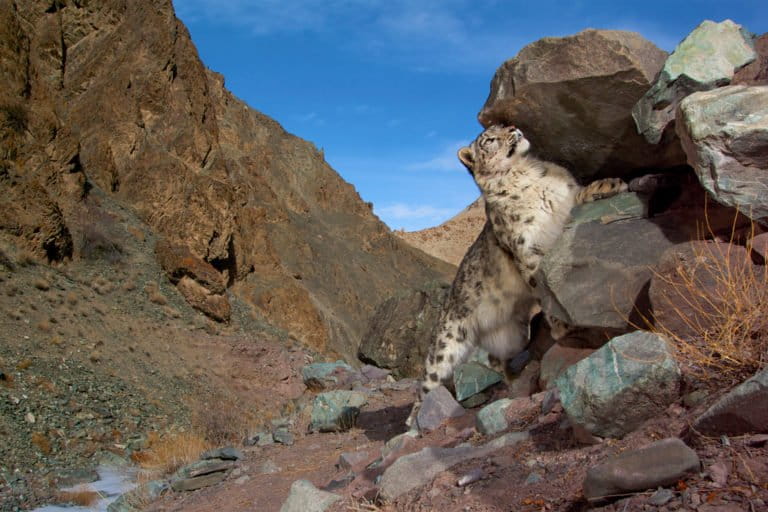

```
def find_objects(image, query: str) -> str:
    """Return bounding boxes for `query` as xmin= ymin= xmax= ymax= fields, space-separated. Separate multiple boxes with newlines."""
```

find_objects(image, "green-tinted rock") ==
xmin=476 ymin=398 xmax=513 ymax=436
xmin=310 ymin=390 xmax=367 ymax=432
xmin=454 ymin=362 xmax=502 ymax=402
xmin=677 ymin=85 xmax=768 ymax=224
xmin=301 ymin=361 xmax=355 ymax=389
xmin=555 ymin=331 xmax=681 ymax=438
xmin=633 ymin=19 xmax=756 ymax=145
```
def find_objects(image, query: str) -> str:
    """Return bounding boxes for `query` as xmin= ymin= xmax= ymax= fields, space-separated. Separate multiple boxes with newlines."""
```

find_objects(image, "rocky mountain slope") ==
xmin=396 ymin=197 xmax=485 ymax=267
xmin=0 ymin=0 xmax=453 ymax=508
xmin=0 ymin=0 xmax=452 ymax=361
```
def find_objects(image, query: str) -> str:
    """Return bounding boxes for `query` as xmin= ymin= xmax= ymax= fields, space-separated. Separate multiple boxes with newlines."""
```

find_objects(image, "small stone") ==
xmin=476 ymin=399 xmax=512 ymax=436
xmin=56 ymin=468 xmax=99 ymax=487
xmin=693 ymin=367 xmax=768 ymax=436
xmin=273 ymin=428 xmax=295 ymax=446
xmin=170 ymin=471 xmax=228 ymax=492
xmin=279 ymin=479 xmax=341 ymax=512
xmin=302 ymin=361 xmax=355 ymax=390
xmin=583 ymin=438 xmax=700 ymax=500
xmin=379 ymin=432 xmax=529 ymax=501
xmin=683 ymin=389 xmax=709 ymax=408
xmin=453 ymin=362 xmax=502 ymax=402
xmin=360 ymin=365 xmax=390 ymax=382
xmin=416 ymin=385 xmax=465 ymax=432
xmin=524 ymin=472 xmax=543 ymax=485
xmin=174 ymin=459 xmax=234 ymax=479
xmin=648 ymin=487 xmax=674 ymax=506
xmin=708 ymin=461 xmax=729 ymax=487
xmin=381 ymin=430 xmax=418 ymax=459
xmin=310 ymin=390 xmax=367 ymax=432
xmin=258 ymin=459 xmax=281 ymax=474
xmin=250 ymin=431 xmax=274 ymax=447
xmin=25 ymin=412 xmax=35 ymax=424
xmin=457 ymin=468 xmax=483 ymax=487
xmin=202 ymin=446 xmax=243 ymax=460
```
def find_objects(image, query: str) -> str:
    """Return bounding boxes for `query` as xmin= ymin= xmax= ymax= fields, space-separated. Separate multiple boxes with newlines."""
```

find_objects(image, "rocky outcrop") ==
xmin=479 ymin=29 xmax=677 ymax=180
xmin=633 ymin=20 xmax=757 ymax=147
xmin=677 ymin=85 xmax=768 ymax=224
xmin=0 ymin=0 xmax=452 ymax=357
xmin=556 ymin=331 xmax=681 ymax=438
xmin=358 ymin=282 xmax=450 ymax=378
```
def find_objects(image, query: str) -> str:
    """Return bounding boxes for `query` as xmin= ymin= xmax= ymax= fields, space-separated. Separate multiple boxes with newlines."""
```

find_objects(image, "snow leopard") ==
xmin=407 ymin=125 xmax=627 ymax=429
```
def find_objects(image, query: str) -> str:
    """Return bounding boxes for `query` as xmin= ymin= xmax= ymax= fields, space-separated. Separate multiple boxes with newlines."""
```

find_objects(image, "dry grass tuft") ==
xmin=145 ymin=282 xmax=168 ymax=305
xmin=31 ymin=431 xmax=52 ymax=454
xmin=33 ymin=278 xmax=50 ymax=291
xmin=132 ymin=431 xmax=210 ymax=478
xmin=55 ymin=489 xmax=101 ymax=507
xmin=646 ymin=214 xmax=768 ymax=386
xmin=192 ymin=392 xmax=255 ymax=446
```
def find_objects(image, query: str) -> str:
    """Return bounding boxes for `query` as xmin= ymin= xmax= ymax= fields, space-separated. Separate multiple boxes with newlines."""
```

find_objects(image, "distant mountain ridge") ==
xmin=396 ymin=197 xmax=485 ymax=267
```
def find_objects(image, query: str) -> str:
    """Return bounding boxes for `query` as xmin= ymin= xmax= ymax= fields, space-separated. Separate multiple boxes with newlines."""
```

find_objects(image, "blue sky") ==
xmin=172 ymin=1 xmax=767 ymax=231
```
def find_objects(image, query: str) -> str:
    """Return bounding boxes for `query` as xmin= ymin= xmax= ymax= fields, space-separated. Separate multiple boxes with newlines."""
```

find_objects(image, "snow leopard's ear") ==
xmin=458 ymin=146 xmax=474 ymax=171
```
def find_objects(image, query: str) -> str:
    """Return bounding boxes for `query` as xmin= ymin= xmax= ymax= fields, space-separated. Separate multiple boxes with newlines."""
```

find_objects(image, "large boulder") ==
xmin=536 ymin=182 xmax=746 ymax=332
xmin=676 ymin=85 xmax=768 ymax=225
xmin=479 ymin=29 xmax=676 ymax=180
xmin=358 ymin=282 xmax=449 ymax=378
xmin=633 ymin=20 xmax=756 ymax=147
xmin=555 ymin=331 xmax=682 ymax=438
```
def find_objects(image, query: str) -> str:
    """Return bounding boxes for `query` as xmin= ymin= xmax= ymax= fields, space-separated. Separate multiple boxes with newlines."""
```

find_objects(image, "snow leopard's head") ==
xmin=457 ymin=125 xmax=530 ymax=178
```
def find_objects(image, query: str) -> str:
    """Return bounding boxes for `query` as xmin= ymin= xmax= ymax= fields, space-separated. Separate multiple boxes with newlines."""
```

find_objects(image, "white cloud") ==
xmin=407 ymin=140 xmax=467 ymax=172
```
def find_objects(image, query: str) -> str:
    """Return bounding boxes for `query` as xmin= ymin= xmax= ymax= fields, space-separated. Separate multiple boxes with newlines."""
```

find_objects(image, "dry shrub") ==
xmin=192 ymin=392 xmax=254 ymax=446
xmin=92 ymin=276 xmax=113 ymax=295
xmin=78 ymin=207 xmax=124 ymax=264
xmin=55 ymin=489 xmax=100 ymax=507
xmin=65 ymin=291 xmax=79 ymax=306
xmin=145 ymin=282 xmax=168 ymax=305
xmin=132 ymin=431 xmax=210 ymax=478
xmin=648 ymin=215 xmax=768 ymax=386
xmin=31 ymin=431 xmax=51 ymax=454
xmin=33 ymin=278 xmax=50 ymax=291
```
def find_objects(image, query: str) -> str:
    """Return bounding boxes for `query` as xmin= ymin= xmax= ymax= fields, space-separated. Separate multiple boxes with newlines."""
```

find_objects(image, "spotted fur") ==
xmin=407 ymin=125 xmax=627 ymax=429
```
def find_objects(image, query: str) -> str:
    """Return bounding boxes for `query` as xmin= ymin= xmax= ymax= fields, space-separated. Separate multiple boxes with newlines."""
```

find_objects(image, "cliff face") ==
xmin=0 ymin=0 xmax=452 ymax=359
